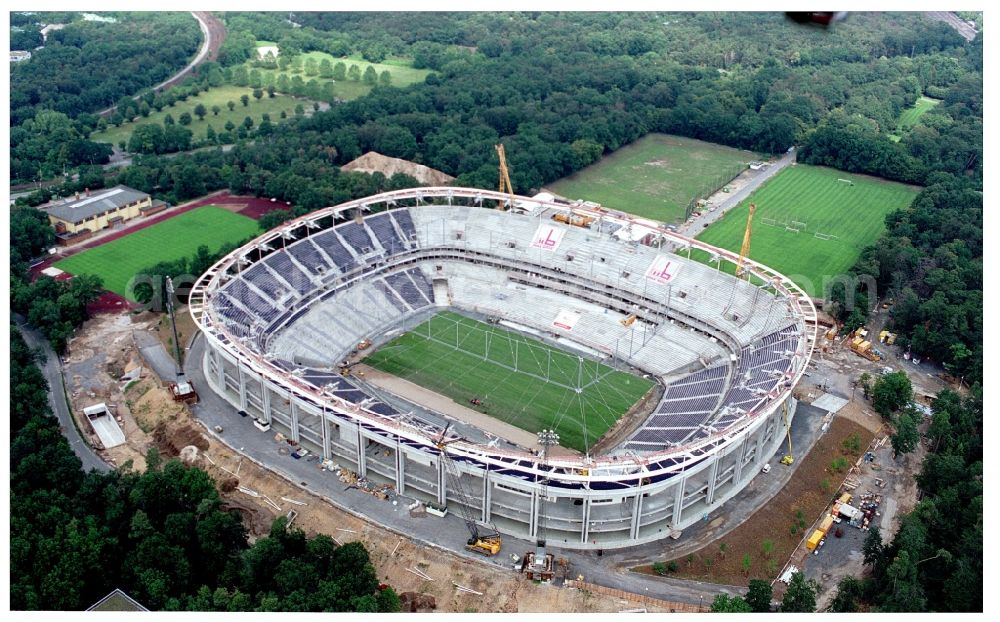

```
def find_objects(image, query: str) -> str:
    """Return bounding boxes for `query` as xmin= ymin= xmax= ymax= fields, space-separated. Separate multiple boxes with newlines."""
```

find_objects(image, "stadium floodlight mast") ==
xmin=535 ymin=428 xmax=560 ymax=549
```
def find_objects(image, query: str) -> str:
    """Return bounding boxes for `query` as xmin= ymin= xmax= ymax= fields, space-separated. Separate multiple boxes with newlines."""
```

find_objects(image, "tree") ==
xmin=319 ymin=58 xmax=334 ymax=79
xmin=194 ymin=104 xmax=207 ymax=121
xmin=242 ymin=116 xmax=254 ymax=130
xmin=745 ymin=579 xmax=772 ymax=612
xmin=781 ymin=572 xmax=818 ymax=612
xmin=378 ymin=70 xmax=391 ymax=87
xmin=267 ymin=85 xmax=276 ymax=98
xmin=227 ymin=100 xmax=236 ymax=112
xmin=829 ymin=576 xmax=865 ymax=612
xmin=652 ymin=561 xmax=667 ymax=576
xmin=294 ymin=104 xmax=304 ymax=117
xmin=859 ymin=372 xmax=874 ymax=399
xmin=872 ymin=371 xmax=913 ymax=419
xmin=206 ymin=125 xmax=217 ymax=144
xmin=240 ymin=94 xmax=250 ymax=107
xmin=163 ymin=114 xmax=175 ymax=126
xmin=333 ymin=62 xmax=346 ymax=81
xmin=211 ymin=105 xmax=221 ymax=116
xmin=347 ymin=64 xmax=362 ymax=81
xmin=304 ymin=57 xmax=318 ymax=77
xmin=761 ymin=539 xmax=774 ymax=559
xmin=179 ymin=112 xmax=193 ymax=126
xmin=224 ymin=120 xmax=236 ymax=133
xmin=741 ymin=553 xmax=752 ymax=576
xmin=719 ymin=542 xmax=728 ymax=559
xmin=891 ymin=410 xmax=921 ymax=457
xmin=711 ymin=594 xmax=752 ymax=612
xmin=363 ymin=66 xmax=378 ymax=85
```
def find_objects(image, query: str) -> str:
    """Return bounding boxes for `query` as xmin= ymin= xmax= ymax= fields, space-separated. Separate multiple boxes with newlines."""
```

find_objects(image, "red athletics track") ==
xmin=31 ymin=191 xmax=292 ymax=314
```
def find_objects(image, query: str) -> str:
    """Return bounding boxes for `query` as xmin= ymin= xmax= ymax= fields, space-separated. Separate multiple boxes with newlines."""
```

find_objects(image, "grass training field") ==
xmin=365 ymin=311 xmax=654 ymax=453
xmin=547 ymin=134 xmax=754 ymax=223
xmin=55 ymin=206 xmax=259 ymax=300
xmin=92 ymin=85 xmax=310 ymax=145
xmin=696 ymin=164 xmax=920 ymax=297
xmin=251 ymin=49 xmax=434 ymax=102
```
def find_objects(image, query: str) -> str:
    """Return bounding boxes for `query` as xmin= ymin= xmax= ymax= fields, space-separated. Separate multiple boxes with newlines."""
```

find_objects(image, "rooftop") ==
xmin=41 ymin=185 xmax=149 ymax=224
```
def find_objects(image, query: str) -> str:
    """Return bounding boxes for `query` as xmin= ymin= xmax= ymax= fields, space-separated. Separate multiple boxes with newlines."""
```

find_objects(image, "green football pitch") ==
xmin=364 ymin=311 xmax=655 ymax=453
xmin=55 ymin=206 xmax=259 ymax=300
xmin=696 ymin=165 xmax=919 ymax=297
xmin=547 ymin=134 xmax=753 ymax=223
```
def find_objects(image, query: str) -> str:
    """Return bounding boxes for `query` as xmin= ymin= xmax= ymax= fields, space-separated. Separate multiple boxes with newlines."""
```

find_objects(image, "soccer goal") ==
xmin=790 ymin=220 xmax=807 ymax=229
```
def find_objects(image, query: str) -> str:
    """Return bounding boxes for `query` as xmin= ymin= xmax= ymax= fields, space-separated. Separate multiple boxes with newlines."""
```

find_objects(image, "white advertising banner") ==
xmin=644 ymin=254 xmax=684 ymax=284
xmin=530 ymin=223 xmax=566 ymax=252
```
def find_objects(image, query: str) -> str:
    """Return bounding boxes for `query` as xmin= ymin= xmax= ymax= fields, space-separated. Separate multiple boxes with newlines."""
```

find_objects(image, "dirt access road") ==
xmin=98 ymin=11 xmax=225 ymax=117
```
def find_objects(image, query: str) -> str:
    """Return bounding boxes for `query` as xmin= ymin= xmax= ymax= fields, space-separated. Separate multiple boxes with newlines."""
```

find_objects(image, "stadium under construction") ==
xmin=189 ymin=187 xmax=818 ymax=550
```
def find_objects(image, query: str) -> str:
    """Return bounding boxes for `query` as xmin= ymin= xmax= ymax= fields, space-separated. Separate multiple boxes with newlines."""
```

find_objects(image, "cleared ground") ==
xmin=696 ymin=164 xmax=919 ymax=297
xmin=55 ymin=206 xmax=258 ymax=300
xmin=364 ymin=311 xmax=654 ymax=453
xmin=252 ymin=50 xmax=434 ymax=101
xmin=92 ymin=85 xmax=309 ymax=145
xmin=547 ymin=134 xmax=753 ymax=223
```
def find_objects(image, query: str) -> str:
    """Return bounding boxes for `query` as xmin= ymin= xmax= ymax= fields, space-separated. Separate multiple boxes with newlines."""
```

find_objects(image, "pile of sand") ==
xmin=341 ymin=151 xmax=454 ymax=186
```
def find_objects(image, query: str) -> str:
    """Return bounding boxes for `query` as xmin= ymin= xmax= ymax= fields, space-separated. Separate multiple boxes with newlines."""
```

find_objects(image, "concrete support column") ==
xmin=261 ymin=381 xmax=272 ymax=424
xmin=320 ymin=409 xmax=331 ymax=460
xmin=529 ymin=488 xmax=539 ymax=539
xmin=706 ymin=459 xmax=721 ymax=505
xmin=436 ymin=458 xmax=447 ymax=506
xmin=214 ymin=349 xmax=225 ymax=389
xmin=672 ymin=477 xmax=686 ymax=528
xmin=237 ymin=365 xmax=248 ymax=411
xmin=289 ymin=400 xmax=300 ymax=443
xmin=482 ymin=470 xmax=492 ymax=523
xmin=395 ymin=439 xmax=406 ymax=494
xmin=357 ymin=427 xmax=367 ymax=477
xmin=756 ymin=427 xmax=766 ymax=469
xmin=630 ymin=491 xmax=644 ymax=540
xmin=581 ymin=498 xmax=592 ymax=544
xmin=733 ymin=437 xmax=747 ymax=483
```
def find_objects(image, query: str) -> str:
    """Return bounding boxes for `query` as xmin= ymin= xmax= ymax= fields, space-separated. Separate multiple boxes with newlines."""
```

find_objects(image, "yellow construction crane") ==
xmin=735 ymin=203 xmax=757 ymax=278
xmin=496 ymin=143 xmax=514 ymax=211
xmin=780 ymin=400 xmax=794 ymax=465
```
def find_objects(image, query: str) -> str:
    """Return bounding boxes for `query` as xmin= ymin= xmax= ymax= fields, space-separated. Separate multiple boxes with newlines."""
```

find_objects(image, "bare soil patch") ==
xmin=635 ymin=416 xmax=874 ymax=587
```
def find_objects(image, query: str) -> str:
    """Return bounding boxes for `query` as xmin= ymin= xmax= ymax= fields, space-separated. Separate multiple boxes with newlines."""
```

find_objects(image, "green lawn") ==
xmin=91 ymin=85 xmax=309 ymax=146
xmin=547 ymin=134 xmax=755 ymax=223
xmin=696 ymin=165 xmax=920 ymax=297
xmin=889 ymin=96 xmax=941 ymax=141
xmin=898 ymin=96 xmax=941 ymax=130
xmin=365 ymin=311 xmax=654 ymax=453
xmin=253 ymin=51 xmax=434 ymax=102
xmin=55 ymin=206 xmax=259 ymax=300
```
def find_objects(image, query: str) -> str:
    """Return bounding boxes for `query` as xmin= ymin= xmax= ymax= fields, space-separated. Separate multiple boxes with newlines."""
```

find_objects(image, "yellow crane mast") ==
xmin=735 ymin=203 xmax=757 ymax=278
xmin=496 ymin=143 xmax=514 ymax=210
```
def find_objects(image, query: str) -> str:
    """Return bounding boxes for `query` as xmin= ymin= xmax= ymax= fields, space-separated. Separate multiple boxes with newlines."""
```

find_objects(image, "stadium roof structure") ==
xmin=40 ymin=185 xmax=149 ymax=224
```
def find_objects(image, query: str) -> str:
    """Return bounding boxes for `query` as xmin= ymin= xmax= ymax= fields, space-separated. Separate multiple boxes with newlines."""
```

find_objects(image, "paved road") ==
xmin=926 ymin=11 xmax=977 ymax=41
xmin=98 ymin=11 xmax=222 ymax=117
xmin=678 ymin=147 xmax=797 ymax=236
xmin=182 ymin=330 xmax=829 ymax=606
xmin=134 ymin=330 xmax=182 ymax=381
xmin=15 ymin=316 xmax=111 ymax=473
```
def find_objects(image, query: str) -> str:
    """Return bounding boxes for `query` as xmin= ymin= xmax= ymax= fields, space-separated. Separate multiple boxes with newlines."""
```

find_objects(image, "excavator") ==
xmin=780 ymin=400 xmax=795 ymax=465
xmin=434 ymin=425 xmax=503 ymax=556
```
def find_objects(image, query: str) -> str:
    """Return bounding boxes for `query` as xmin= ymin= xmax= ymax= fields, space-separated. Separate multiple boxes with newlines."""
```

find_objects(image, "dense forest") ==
xmin=10 ymin=328 xmax=400 ymax=611
xmin=10 ymin=12 xmax=200 ymax=181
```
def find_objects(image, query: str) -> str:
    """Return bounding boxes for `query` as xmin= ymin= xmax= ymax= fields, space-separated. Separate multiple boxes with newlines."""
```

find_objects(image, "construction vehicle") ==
xmin=878 ymin=330 xmax=896 ymax=345
xmin=357 ymin=338 xmax=372 ymax=350
xmin=433 ymin=425 xmax=503 ymax=556
xmin=735 ymin=203 xmax=757 ymax=278
xmin=780 ymin=400 xmax=794 ymax=465
xmin=620 ymin=314 xmax=637 ymax=327
xmin=496 ymin=143 xmax=515 ymax=211
xmin=848 ymin=328 xmax=881 ymax=362
xmin=552 ymin=212 xmax=595 ymax=228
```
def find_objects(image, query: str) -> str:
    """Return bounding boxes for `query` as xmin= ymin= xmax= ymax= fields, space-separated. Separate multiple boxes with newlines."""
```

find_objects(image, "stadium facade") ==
xmin=190 ymin=187 xmax=817 ymax=550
